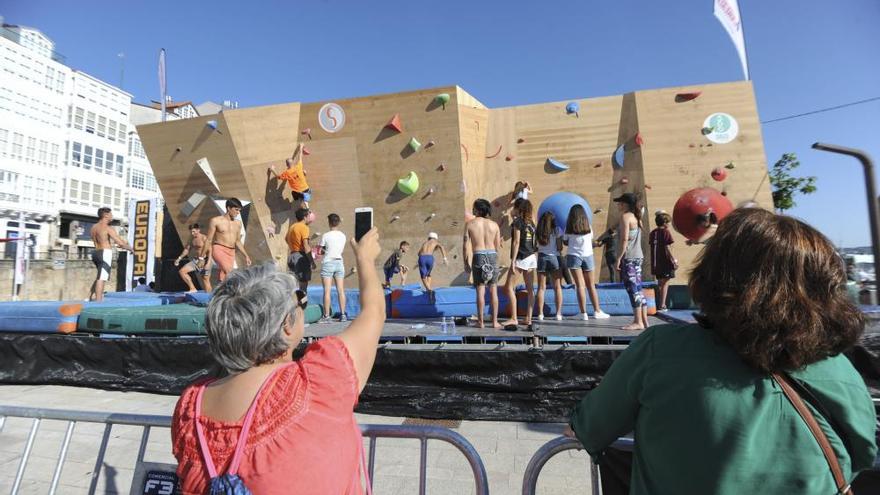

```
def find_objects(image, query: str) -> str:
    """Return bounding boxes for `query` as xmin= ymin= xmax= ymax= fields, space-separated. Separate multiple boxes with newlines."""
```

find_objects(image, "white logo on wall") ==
xmin=703 ymin=113 xmax=739 ymax=144
xmin=318 ymin=103 xmax=345 ymax=133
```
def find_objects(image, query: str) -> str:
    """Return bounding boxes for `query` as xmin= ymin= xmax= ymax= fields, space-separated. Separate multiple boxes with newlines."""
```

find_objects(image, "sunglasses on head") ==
xmin=294 ymin=290 xmax=308 ymax=310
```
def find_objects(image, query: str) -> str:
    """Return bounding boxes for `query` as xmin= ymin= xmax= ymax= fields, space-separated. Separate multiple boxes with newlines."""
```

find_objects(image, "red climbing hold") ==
xmin=711 ymin=167 xmax=728 ymax=182
xmin=675 ymin=91 xmax=702 ymax=102
xmin=672 ymin=188 xmax=734 ymax=242
xmin=385 ymin=114 xmax=403 ymax=133
xmin=505 ymin=154 xmax=514 ymax=161
xmin=634 ymin=133 xmax=644 ymax=146
xmin=517 ymin=138 xmax=525 ymax=144
xmin=302 ymin=146 xmax=311 ymax=155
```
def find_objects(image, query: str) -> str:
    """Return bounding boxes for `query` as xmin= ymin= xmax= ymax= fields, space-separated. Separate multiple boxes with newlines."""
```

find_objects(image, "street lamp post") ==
xmin=811 ymin=142 xmax=880 ymax=268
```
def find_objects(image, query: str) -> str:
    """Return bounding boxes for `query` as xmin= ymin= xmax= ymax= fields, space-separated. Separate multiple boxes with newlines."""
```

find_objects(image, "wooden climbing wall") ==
xmin=139 ymin=80 xmax=770 ymax=287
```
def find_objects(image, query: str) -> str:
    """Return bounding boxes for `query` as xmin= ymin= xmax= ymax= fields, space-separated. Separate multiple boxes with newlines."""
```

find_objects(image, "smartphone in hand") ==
xmin=354 ymin=207 xmax=373 ymax=242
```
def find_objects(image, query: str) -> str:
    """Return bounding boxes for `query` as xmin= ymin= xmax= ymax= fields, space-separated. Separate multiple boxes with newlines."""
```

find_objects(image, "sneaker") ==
xmin=339 ymin=313 xmax=348 ymax=322
xmin=593 ymin=310 xmax=611 ymax=319
xmin=318 ymin=316 xmax=333 ymax=324
xmin=658 ymin=307 xmax=669 ymax=312
xmin=555 ymin=314 xmax=563 ymax=321
xmin=537 ymin=314 xmax=544 ymax=321
xmin=581 ymin=313 xmax=589 ymax=321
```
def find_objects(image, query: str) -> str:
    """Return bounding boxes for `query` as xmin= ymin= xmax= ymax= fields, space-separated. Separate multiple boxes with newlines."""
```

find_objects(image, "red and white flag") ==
xmin=714 ymin=0 xmax=749 ymax=80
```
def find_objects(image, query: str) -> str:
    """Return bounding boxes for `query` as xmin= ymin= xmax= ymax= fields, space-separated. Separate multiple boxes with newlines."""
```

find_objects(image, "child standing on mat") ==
xmin=649 ymin=211 xmax=677 ymax=311
xmin=417 ymin=233 xmax=448 ymax=302
xmin=267 ymin=143 xmax=311 ymax=209
xmin=535 ymin=211 xmax=564 ymax=321
xmin=318 ymin=213 xmax=348 ymax=323
xmin=502 ymin=199 xmax=538 ymax=328
xmin=614 ymin=193 xmax=648 ymax=330
xmin=563 ymin=204 xmax=610 ymax=321
xmin=383 ymin=241 xmax=410 ymax=289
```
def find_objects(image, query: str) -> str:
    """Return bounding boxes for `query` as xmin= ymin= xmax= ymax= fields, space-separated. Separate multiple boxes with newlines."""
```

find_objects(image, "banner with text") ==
xmin=126 ymin=198 xmax=158 ymax=290
xmin=714 ymin=0 xmax=749 ymax=80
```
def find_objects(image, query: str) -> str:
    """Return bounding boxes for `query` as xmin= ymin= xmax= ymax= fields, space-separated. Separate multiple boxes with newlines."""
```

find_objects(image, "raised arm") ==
xmin=337 ymin=227 xmax=384 ymax=392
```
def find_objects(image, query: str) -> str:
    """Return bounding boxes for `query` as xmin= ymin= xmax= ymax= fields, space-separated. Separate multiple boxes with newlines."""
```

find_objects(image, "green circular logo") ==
xmin=710 ymin=114 xmax=731 ymax=133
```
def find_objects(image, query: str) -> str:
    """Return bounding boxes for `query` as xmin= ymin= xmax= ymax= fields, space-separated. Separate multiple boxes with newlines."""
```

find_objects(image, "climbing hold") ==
xmin=206 ymin=120 xmax=218 ymax=130
xmin=486 ymin=145 xmax=502 ymax=159
xmin=620 ymin=177 xmax=629 ymax=185
xmin=538 ymin=192 xmax=593 ymax=227
xmin=391 ymin=214 xmax=400 ymax=222
xmin=701 ymin=126 xmax=714 ymax=135
xmin=408 ymin=137 xmax=421 ymax=152
xmin=175 ymin=146 xmax=182 ymax=152
xmin=426 ymin=187 xmax=436 ymax=195
xmin=645 ymin=184 xmax=652 ymax=190
xmin=725 ymin=161 xmax=736 ymax=170
xmin=593 ymin=208 xmax=603 ymax=215
xmin=505 ymin=154 xmax=514 ymax=161
xmin=428 ymin=212 xmax=436 ymax=219
xmin=613 ymin=145 xmax=625 ymax=168
xmin=265 ymin=226 xmax=276 ymax=236
xmin=460 ymin=144 xmax=469 ymax=163
xmin=711 ymin=167 xmax=728 ymax=182
xmin=385 ymin=114 xmax=403 ymax=133
xmin=397 ymin=171 xmax=420 ymax=195
xmin=437 ymin=162 xmax=446 ymax=171
xmin=672 ymin=188 xmax=734 ymax=242
xmin=434 ymin=93 xmax=451 ymax=109
xmin=688 ymin=143 xmax=696 ymax=148
xmin=425 ymin=140 xmax=435 ymax=148
xmin=721 ymin=191 xmax=728 ymax=196
xmin=565 ymin=101 xmax=580 ymax=117
xmin=546 ymin=157 xmax=570 ymax=171
xmin=593 ymin=162 xmax=602 ymax=168
xmin=301 ymin=128 xmax=312 ymax=140
xmin=675 ymin=91 xmax=702 ymax=102
xmin=634 ymin=133 xmax=644 ymax=146
xmin=302 ymin=146 xmax=311 ymax=155
xmin=517 ymin=138 xmax=525 ymax=144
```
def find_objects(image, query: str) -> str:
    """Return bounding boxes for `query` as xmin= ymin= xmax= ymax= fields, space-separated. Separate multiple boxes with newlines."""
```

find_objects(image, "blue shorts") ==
xmin=566 ymin=254 xmax=595 ymax=272
xmin=537 ymin=253 xmax=561 ymax=274
xmin=384 ymin=265 xmax=399 ymax=282
xmin=418 ymin=254 xmax=435 ymax=278
xmin=321 ymin=258 xmax=345 ymax=279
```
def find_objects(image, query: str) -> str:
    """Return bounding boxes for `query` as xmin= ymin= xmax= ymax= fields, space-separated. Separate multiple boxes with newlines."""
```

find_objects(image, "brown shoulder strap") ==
xmin=771 ymin=372 xmax=853 ymax=495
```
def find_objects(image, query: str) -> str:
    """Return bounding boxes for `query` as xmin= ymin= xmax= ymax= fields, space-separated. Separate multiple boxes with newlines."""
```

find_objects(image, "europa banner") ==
xmin=126 ymin=198 xmax=158 ymax=290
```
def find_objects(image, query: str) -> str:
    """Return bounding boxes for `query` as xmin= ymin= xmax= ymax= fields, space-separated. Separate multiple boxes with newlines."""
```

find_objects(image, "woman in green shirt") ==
xmin=569 ymin=208 xmax=877 ymax=494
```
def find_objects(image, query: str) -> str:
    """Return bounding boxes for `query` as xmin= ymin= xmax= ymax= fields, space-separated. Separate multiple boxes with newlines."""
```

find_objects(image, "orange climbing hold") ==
xmin=385 ymin=114 xmax=403 ymax=133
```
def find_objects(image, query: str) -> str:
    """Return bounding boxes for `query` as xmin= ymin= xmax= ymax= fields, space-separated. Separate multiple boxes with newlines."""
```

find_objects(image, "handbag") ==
xmin=771 ymin=372 xmax=854 ymax=495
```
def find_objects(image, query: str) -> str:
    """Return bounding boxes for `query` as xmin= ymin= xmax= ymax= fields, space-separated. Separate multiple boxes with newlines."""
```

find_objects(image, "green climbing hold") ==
xmin=397 ymin=171 xmax=420 ymax=195
xmin=408 ymin=137 xmax=422 ymax=152
xmin=725 ymin=161 xmax=736 ymax=170
xmin=701 ymin=126 xmax=715 ymax=135
xmin=434 ymin=93 xmax=450 ymax=108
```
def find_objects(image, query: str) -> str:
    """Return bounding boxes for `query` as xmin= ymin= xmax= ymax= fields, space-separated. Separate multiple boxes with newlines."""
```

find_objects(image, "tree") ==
xmin=769 ymin=153 xmax=817 ymax=212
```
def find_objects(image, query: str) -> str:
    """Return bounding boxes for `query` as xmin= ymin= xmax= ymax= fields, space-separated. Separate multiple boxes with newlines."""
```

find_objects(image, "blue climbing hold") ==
xmin=538 ymin=192 xmax=593 ymax=228
xmin=565 ymin=102 xmax=580 ymax=115
xmin=546 ymin=157 xmax=570 ymax=171
xmin=206 ymin=120 xmax=218 ymax=130
xmin=613 ymin=144 xmax=625 ymax=169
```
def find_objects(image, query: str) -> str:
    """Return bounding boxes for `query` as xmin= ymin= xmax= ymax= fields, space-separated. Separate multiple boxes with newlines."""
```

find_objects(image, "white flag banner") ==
xmin=714 ymin=0 xmax=749 ymax=80
xmin=158 ymin=48 xmax=167 ymax=121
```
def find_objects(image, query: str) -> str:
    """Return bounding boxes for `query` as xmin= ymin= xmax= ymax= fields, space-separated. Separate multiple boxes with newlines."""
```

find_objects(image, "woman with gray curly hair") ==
xmin=172 ymin=228 xmax=383 ymax=494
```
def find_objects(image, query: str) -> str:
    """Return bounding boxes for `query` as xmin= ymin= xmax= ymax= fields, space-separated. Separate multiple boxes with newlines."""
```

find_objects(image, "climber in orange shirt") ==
xmin=268 ymin=143 xmax=311 ymax=208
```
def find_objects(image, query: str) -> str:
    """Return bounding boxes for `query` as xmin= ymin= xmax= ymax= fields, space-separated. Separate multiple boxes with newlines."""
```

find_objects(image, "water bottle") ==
xmin=440 ymin=316 xmax=449 ymax=334
xmin=449 ymin=317 xmax=456 ymax=335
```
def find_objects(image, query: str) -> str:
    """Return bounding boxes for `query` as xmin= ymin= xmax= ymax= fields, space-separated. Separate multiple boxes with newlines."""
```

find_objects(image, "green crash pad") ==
xmin=77 ymin=303 xmax=323 ymax=335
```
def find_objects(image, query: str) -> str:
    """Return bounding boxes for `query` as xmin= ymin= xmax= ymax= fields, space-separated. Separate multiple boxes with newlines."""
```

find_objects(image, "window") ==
xmin=97 ymin=116 xmax=106 ymax=137
xmin=91 ymin=183 xmax=101 ymax=204
xmin=56 ymin=72 xmax=65 ymax=93
xmin=0 ymin=129 xmax=7 ymax=157
xmin=114 ymin=188 xmax=122 ymax=209
xmin=38 ymin=140 xmax=47 ymax=163
xmin=108 ymin=120 xmax=117 ymax=142
xmin=80 ymin=181 xmax=90 ymax=204
xmin=130 ymin=168 xmax=145 ymax=189
xmin=73 ymin=107 xmax=84 ymax=130
xmin=83 ymin=145 xmax=93 ymax=169
xmin=146 ymin=173 xmax=157 ymax=192
xmin=45 ymin=67 xmax=55 ymax=90
xmin=50 ymin=144 xmax=59 ymax=166
xmin=118 ymin=123 xmax=126 ymax=143
xmin=26 ymin=137 xmax=36 ymax=160
xmin=105 ymin=152 xmax=114 ymax=174
xmin=69 ymin=179 xmax=79 ymax=204
xmin=72 ymin=142 xmax=82 ymax=166
xmin=11 ymin=133 xmax=23 ymax=159
xmin=85 ymin=111 xmax=95 ymax=133
xmin=94 ymin=149 xmax=104 ymax=173
xmin=103 ymin=185 xmax=112 ymax=206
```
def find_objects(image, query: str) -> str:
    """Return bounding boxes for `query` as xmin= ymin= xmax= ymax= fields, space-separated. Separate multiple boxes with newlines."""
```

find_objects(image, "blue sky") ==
xmin=6 ymin=0 xmax=879 ymax=246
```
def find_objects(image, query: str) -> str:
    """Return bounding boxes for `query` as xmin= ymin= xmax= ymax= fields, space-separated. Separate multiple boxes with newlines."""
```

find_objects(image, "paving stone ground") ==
xmin=0 ymin=385 xmax=592 ymax=494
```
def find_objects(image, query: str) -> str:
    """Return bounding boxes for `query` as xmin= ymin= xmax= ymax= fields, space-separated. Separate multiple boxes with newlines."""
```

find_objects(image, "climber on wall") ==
xmin=268 ymin=143 xmax=311 ymax=209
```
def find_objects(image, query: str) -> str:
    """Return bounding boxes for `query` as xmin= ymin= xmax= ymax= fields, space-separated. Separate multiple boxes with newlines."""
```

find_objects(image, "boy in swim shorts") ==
xmin=417 ymin=233 xmax=448 ymax=303
xmin=463 ymin=198 xmax=502 ymax=328
xmin=383 ymin=241 xmax=410 ymax=289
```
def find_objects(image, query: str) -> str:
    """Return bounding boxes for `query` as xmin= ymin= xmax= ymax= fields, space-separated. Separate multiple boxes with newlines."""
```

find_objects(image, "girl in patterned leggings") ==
xmin=613 ymin=193 xmax=648 ymax=331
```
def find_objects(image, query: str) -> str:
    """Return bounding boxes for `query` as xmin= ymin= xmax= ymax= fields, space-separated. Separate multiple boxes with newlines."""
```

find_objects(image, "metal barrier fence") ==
xmin=521 ymin=436 xmax=634 ymax=495
xmin=0 ymin=405 xmax=489 ymax=495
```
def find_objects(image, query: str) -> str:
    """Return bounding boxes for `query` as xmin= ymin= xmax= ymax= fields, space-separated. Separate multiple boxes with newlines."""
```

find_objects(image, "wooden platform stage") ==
xmin=303 ymin=315 xmax=666 ymax=345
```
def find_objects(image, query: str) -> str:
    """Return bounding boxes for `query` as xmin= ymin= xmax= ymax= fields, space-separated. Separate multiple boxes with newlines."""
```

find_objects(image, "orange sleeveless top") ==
xmin=172 ymin=337 xmax=363 ymax=495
